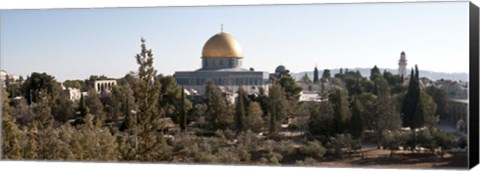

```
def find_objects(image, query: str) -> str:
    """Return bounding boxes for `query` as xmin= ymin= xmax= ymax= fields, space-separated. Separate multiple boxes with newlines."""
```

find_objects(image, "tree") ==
xmin=308 ymin=101 xmax=335 ymax=137
xmin=63 ymin=80 xmax=86 ymax=90
xmin=245 ymin=101 xmax=265 ymax=132
xmin=313 ymin=67 xmax=319 ymax=83
xmin=52 ymin=94 xmax=75 ymax=123
xmin=2 ymin=89 xmax=23 ymax=159
xmin=432 ymin=130 xmax=455 ymax=158
xmin=369 ymin=65 xmax=382 ymax=81
xmin=412 ymin=92 xmax=438 ymax=129
xmin=85 ymin=88 xmax=106 ymax=126
xmin=402 ymin=67 xmax=420 ymax=128
xmin=329 ymin=88 xmax=351 ymax=133
xmin=109 ymin=83 xmax=135 ymax=123
xmin=158 ymin=76 xmax=192 ymax=126
xmin=268 ymin=82 xmax=288 ymax=137
xmin=350 ymin=97 xmax=365 ymax=157
xmin=179 ymin=86 xmax=187 ymax=131
xmin=357 ymin=92 xmax=377 ymax=130
xmin=322 ymin=69 xmax=331 ymax=79
xmin=205 ymin=80 xmax=233 ymax=130
xmin=21 ymin=72 xmax=62 ymax=104
xmin=33 ymin=90 xmax=57 ymax=160
xmin=372 ymin=78 xmax=401 ymax=147
xmin=131 ymin=38 xmax=172 ymax=161
xmin=79 ymin=93 xmax=88 ymax=117
xmin=10 ymin=97 xmax=34 ymax=127
xmin=235 ymin=87 xmax=248 ymax=133
xmin=300 ymin=73 xmax=312 ymax=84
xmin=425 ymin=86 xmax=449 ymax=120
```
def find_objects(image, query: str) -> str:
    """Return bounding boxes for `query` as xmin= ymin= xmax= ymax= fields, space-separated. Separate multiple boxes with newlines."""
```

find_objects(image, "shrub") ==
xmin=299 ymin=141 xmax=327 ymax=159
xmin=457 ymin=136 xmax=467 ymax=149
xmin=272 ymin=140 xmax=296 ymax=156
xmin=296 ymin=157 xmax=321 ymax=166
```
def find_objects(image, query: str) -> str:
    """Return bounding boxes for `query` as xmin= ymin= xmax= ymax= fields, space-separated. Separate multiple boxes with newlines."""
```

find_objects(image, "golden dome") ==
xmin=202 ymin=32 xmax=243 ymax=58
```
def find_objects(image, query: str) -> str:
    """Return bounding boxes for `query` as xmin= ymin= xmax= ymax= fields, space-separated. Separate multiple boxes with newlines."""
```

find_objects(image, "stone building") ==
xmin=175 ymin=31 xmax=270 ymax=95
xmin=94 ymin=80 xmax=117 ymax=94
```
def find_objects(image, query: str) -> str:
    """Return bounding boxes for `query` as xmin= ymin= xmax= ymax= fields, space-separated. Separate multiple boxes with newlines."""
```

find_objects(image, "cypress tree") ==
xmin=313 ymin=67 xmax=319 ymax=83
xmin=268 ymin=82 xmax=288 ymax=138
xmin=401 ymin=66 xmax=421 ymax=129
xmin=179 ymin=86 xmax=187 ymax=131
xmin=235 ymin=87 xmax=247 ymax=133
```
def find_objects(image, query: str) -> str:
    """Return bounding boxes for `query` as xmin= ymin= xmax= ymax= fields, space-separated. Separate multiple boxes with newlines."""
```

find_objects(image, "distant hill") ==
xmin=291 ymin=68 xmax=469 ymax=82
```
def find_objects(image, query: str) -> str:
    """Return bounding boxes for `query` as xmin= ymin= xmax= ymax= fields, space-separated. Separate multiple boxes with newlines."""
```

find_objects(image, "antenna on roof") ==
xmin=221 ymin=24 xmax=224 ymax=32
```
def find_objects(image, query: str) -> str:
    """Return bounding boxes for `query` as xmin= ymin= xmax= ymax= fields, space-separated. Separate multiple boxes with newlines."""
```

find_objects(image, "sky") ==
xmin=0 ymin=1 xmax=470 ymax=82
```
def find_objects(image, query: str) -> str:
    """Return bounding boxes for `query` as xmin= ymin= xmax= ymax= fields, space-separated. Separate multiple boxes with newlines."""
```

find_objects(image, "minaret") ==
xmin=398 ymin=51 xmax=407 ymax=77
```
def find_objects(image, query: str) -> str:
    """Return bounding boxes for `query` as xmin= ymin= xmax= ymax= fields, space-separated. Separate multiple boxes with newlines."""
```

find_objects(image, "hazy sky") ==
xmin=0 ymin=1 xmax=469 ymax=82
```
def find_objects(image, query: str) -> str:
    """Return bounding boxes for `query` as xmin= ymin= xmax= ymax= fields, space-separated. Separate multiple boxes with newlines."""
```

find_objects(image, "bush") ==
xmin=299 ymin=141 xmax=327 ymax=159
xmin=296 ymin=157 xmax=321 ymax=166
xmin=216 ymin=147 xmax=241 ymax=164
xmin=329 ymin=134 xmax=353 ymax=155
xmin=272 ymin=140 xmax=296 ymax=156
xmin=457 ymin=136 xmax=467 ymax=149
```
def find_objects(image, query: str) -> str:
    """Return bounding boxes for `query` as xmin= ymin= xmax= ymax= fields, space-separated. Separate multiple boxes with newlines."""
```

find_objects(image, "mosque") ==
xmin=174 ymin=29 xmax=270 ymax=94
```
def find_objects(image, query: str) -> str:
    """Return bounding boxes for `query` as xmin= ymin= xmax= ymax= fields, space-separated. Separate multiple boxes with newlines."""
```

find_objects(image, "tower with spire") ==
xmin=398 ymin=51 xmax=407 ymax=77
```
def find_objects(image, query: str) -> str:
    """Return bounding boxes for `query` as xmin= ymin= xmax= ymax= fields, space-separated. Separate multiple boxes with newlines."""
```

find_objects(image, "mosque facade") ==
xmin=174 ymin=31 xmax=270 ymax=94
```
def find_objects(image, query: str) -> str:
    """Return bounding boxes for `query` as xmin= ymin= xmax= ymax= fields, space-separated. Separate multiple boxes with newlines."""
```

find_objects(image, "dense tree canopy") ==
xmin=21 ymin=72 xmax=62 ymax=104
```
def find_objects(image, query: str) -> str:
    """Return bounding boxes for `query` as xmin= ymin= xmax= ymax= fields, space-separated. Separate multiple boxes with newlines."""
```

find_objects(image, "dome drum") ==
xmin=202 ymin=57 xmax=242 ymax=70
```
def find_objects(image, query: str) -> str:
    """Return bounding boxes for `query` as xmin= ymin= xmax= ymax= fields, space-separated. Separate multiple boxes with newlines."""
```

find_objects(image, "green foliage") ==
xmin=278 ymin=75 xmax=302 ymax=118
xmin=268 ymin=82 xmax=289 ymax=137
xmin=300 ymin=73 xmax=312 ymax=84
xmin=327 ymin=134 xmax=353 ymax=156
xmin=2 ymin=89 xmax=23 ymax=159
xmin=21 ymin=72 xmax=62 ymax=104
xmin=85 ymin=88 xmax=106 ymax=125
xmin=322 ymin=69 xmax=331 ymax=79
xmin=402 ymin=66 xmax=421 ymax=129
xmin=381 ymin=131 xmax=406 ymax=157
xmin=308 ymin=101 xmax=335 ymax=137
xmin=425 ymin=86 xmax=448 ymax=121
xmin=296 ymin=157 xmax=321 ymax=166
xmin=357 ymin=92 xmax=377 ymax=130
xmin=350 ymin=96 xmax=364 ymax=139
xmin=370 ymin=65 xmax=382 ymax=81
xmin=158 ymin=76 xmax=192 ymax=124
xmin=298 ymin=140 xmax=327 ymax=159
xmin=329 ymin=88 xmax=351 ymax=133
xmin=235 ymin=87 xmax=248 ymax=132
xmin=456 ymin=136 xmax=467 ymax=149
xmin=432 ymin=130 xmax=455 ymax=157
xmin=179 ymin=86 xmax=187 ymax=131
xmin=205 ymin=81 xmax=233 ymax=130
xmin=372 ymin=78 xmax=402 ymax=145
xmin=52 ymin=94 xmax=75 ymax=123
xmin=63 ymin=80 xmax=86 ymax=90
xmin=128 ymin=38 xmax=171 ymax=161
xmin=245 ymin=101 xmax=264 ymax=132
xmin=412 ymin=92 xmax=438 ymax=129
